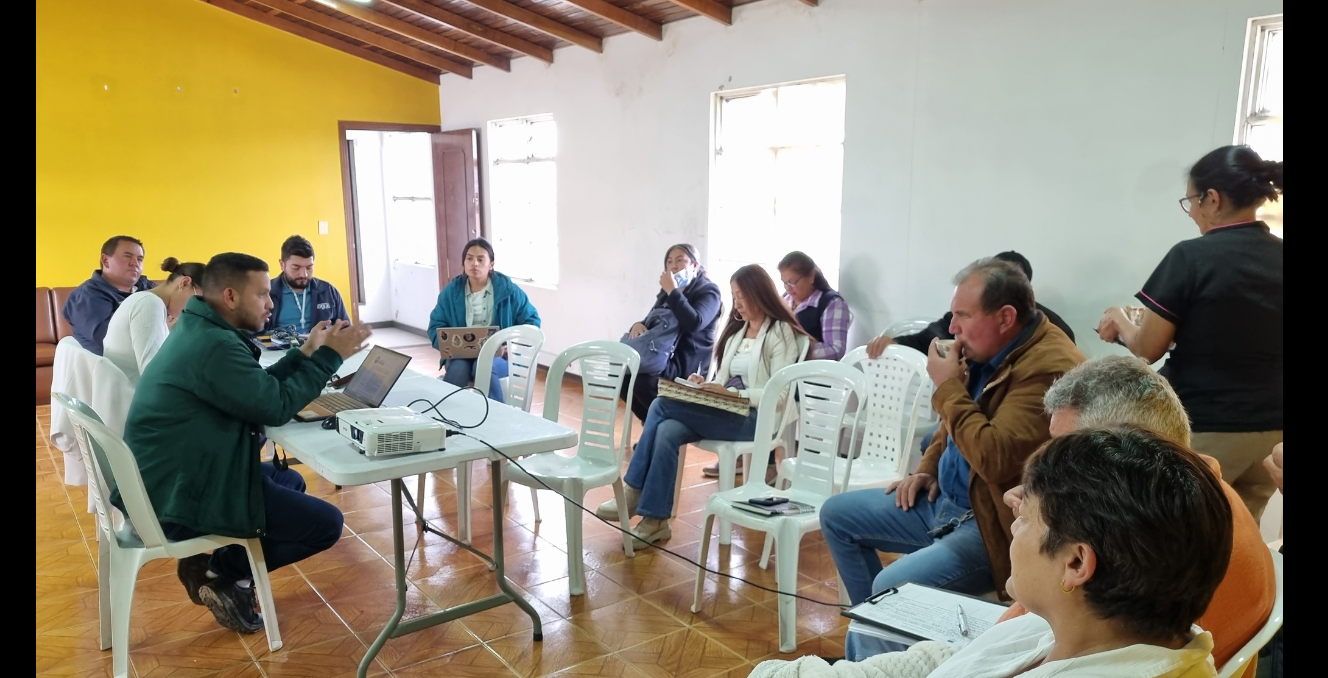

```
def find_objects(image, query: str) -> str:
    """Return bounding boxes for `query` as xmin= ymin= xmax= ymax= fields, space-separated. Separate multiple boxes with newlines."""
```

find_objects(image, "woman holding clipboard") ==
xmin=597 ymin=264 xmax=809 ymax=546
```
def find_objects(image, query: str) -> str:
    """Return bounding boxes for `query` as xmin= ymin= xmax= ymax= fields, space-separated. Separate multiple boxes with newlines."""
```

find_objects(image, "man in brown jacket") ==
xmin=820 ymin=257 xmax=1084 ymax=661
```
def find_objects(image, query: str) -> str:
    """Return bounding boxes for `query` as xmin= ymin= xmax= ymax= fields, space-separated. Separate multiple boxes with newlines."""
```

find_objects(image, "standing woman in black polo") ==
xmin=1097 ymin=145 xmax=1283 ymax=521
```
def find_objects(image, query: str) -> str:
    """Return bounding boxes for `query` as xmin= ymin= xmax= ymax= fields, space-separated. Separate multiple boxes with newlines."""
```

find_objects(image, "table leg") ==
xmin=355 ymin=470 xmax=545 ymax=678
xmin=357 ymin=479 xmax=409 ymax=678
xmin=490 ymin=459 xmax=543 ymax=641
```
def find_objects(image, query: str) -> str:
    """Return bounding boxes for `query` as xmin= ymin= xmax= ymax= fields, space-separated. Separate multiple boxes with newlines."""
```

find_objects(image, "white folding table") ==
xmin=262 ymin=349 xmax=577 ymax=678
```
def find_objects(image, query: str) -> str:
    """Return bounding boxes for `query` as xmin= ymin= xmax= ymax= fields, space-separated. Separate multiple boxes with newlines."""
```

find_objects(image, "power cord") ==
xmin=403 ymin=390 xmax=849 ymax=610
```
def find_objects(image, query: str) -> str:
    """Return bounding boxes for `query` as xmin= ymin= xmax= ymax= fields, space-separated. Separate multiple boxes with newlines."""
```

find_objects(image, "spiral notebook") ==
xmin=658 ymin=378 xmax=751 ymax=416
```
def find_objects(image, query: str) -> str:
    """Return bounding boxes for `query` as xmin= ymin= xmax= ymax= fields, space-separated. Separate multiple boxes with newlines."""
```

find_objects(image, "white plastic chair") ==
xmin=1216 ymin=545 xmax=1284 ymax=678
xmin=883 ymin=316 xmax=935 ymax=338
xmin=54 ymin=393 xmax=283 ymax=677
xmin=759 ymin=345 xmax=929 ymax=568
xmin=418 ymin=325 xmax=544 ymax=543
xmin=688 ymin=361 xmax=866 ymax=653
xmin=504 ymin=341 xmax=640 ymax=596
xmin=677 ymin=334 xmax=811 ymax=546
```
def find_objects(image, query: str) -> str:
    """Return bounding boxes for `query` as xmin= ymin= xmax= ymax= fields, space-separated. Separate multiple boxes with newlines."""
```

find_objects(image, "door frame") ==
xmin=337 ymin=120 xmax=443 ymax=322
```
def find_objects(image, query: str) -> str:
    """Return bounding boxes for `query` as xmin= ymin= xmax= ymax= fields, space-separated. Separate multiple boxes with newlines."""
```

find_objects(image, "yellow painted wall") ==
xmin=36 ymin=0 xmax=441 ymax=307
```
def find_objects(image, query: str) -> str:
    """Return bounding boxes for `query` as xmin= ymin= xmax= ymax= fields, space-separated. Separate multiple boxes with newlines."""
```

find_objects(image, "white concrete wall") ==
xmin=438 ymin=0 xmax=1282 ymax=361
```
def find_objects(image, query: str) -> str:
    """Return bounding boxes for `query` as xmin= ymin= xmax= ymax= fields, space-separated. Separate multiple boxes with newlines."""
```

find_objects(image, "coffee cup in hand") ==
xmin=935 ymin=339 xmax=955 ymax=358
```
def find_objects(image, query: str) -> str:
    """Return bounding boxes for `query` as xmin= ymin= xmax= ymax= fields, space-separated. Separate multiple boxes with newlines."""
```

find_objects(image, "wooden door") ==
xmin=431 ymin=129 xmax=483 ymax=286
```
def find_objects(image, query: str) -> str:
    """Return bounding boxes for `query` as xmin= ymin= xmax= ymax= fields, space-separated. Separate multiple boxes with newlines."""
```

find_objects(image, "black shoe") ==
xmin=177 ymin=554 xmax=211 ymax=605
xmin=199 ymin=580 xmax=264 ymax=634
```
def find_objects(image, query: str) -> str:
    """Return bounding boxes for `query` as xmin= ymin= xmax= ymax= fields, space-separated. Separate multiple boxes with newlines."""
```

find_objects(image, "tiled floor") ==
xmin=36 ymin=349 xmax=866 ymax=677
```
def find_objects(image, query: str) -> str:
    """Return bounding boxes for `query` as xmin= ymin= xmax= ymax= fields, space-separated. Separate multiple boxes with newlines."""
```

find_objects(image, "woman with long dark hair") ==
xmin=598 ymin=264 xmax=809 ymax=545
xmin=619 ymin=244 xmax=723 ymax=422
xmin=427 ymin=238 xmax=541 ymax=401
xmin=1097 ymin=145 xmax=1283 ymax=521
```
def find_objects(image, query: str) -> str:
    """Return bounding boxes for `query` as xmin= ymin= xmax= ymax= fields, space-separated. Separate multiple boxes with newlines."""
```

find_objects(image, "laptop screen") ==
xmin=343 ymin=346 xmax=412 ymax=407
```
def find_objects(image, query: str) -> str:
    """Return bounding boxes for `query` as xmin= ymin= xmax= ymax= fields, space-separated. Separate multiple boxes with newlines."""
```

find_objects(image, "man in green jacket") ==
xmin=121 ymin=252 xmax=371 ymax=633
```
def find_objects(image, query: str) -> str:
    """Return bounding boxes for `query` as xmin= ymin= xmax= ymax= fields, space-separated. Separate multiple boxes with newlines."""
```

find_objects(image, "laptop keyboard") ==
xmin=316 ymin=392 xmax=365 ymax=413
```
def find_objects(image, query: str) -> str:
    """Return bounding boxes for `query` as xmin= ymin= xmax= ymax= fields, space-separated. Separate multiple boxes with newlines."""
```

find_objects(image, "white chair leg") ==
xmin=837 ymin=573 xmax=851 ymax=606
xmin=774 ymin=522 xmax=803 ymax=653
xmin=672 ymin=445 xmax=689 ymax=519
xmin=456 ymin=461 xmax=473 ymax=545
xmin=717 ymin=450 xmax=738 ymax=545
xmin=565 ymin=481 xmax=587 ymax=596
xmin=530 ymin=486 xmax=541 ymax=522
xmin=97 ymin=535 xmax=111 ymax=650
xmin=612 ymin=480 xmax=635 ymax=559
xmin=759 ymin=532 xmax=775 ymax=571
xmin=414 ymin=473 xmax=427 ymax=540
xmin=109 ymin=549 xmax=141 ymax=678
xmin=690 ymin=513 xmax=717 ymax=613
xmin=243 ymin=539 xmax=283 ymax=651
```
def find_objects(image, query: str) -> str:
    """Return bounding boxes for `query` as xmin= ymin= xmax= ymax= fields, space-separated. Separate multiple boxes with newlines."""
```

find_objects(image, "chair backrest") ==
xmin=54 ymin=392 xmax=170 ymax=550
xmin=1216 ymin=545 xmax=1284 ymax=678
xmin=794 ymin=333 xmax=812 ymax=363
xmin=840 ymin=345 xmax=930 ymax=482
xmin=883 ymin=317 xmax=935 ymax=339
xmin=476 ymin=324 xmax=545 ymax=412
xmin=542 ymin=341 xmax=641 ymax=467
xmin=742 ymin=362 xmax=866 ymax=498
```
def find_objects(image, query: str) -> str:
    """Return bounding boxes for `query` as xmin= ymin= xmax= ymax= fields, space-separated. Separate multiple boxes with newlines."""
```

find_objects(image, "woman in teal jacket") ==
xmin=428 ymin=238 xmax=541 ymax=400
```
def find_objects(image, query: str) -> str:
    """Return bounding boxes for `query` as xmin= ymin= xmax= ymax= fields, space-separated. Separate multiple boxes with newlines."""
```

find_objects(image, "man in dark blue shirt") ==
xmin=819 ymin=257 xmax=1084 ymax=661
xmin=62 ymin=235 xmax=156 ymax=355
xmin=263 ymin=235 xmax=349 ymax=334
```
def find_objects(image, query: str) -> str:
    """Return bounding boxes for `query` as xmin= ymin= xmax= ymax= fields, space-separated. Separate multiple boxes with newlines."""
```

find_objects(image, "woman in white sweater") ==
xmin=751 ymin=428 xmax=1233 ymax=678
xmin=597 ymin=264 xmax=809 ymax=545
xmin=103 ymin=257 xmax=205 ymax=384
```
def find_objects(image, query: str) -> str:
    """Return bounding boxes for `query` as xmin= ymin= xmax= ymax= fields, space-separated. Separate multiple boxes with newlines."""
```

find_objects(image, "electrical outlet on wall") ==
xmin=318 ymin=220 xmax=329 ymax=235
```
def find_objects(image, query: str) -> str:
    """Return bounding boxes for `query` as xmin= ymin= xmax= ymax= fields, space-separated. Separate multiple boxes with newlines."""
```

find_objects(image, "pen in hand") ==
xmin=956 ymin=604 xmax=970 ymax=638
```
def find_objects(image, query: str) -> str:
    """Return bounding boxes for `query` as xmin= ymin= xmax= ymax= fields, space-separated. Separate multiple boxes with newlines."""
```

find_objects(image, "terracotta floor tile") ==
xmin=392 ymin=644 xmax=517 ymax=677
xmin=752 ymin=633 xmax=846 ymax=665
xmin=523 ymin=571 xmax=638 ymax=619
xmin=129 ymin=627 xmax=255 ymax=676
xmin=566 ymin=597 xmax=688 ymax=652
xmin=293 ymin=535 xmax=385 ymax=575
xmin=695 ymin=603 xmax=823 ymax=659
xmin=36 ymin=621 xmax=110 ymax=675
xmin=486 ymin=617 xmax=613 ymax=678
xmin=354 ymin=619 xmax=482 ymax=670
xmin=301 ymin=559 xmax=399 ymax=601
xmin=325 ymin=581 xmax=441 ymax=634
xmin=640 ymin=578 xmax=756 ymax=626
xmin=544 ymin=654 xmax=652 ymax=678
xmin=256 ymin=635 xmax=388 ymax=678
xmin=593 ymin=549 xmax=698 ymax=595
xmin=240 ymin=602 xmax=357 ymax=656
xmin=615 ymin=627 xmax=747 ymax=678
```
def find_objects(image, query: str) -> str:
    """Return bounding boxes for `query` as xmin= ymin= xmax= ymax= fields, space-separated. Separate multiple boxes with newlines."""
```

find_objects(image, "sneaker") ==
xmin=177 ymin=554 xmax=211 ymax=606
xmin=199 ymin=580 xmax=264 ymax=634
xmin=702 ymin=458 xmax=744 ymax=479
xmin=631 ymin=517 xmax=672 ymax=545
xmin=595 ymin=485 xmax=641 ymax=522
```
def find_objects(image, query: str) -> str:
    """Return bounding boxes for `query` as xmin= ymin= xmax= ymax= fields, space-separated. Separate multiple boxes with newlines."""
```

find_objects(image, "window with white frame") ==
xmin=709 ymin=77 xmax=847 ymax=298
xmin=1236 ymin=16 xmax=1282 ymax=236
xmin=487 ymin=115 xmax=558 ymax=286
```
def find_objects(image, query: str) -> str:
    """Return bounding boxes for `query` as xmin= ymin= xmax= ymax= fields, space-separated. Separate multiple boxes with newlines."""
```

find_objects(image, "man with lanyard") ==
xmin=263 ymin=235 xmax=349 ymax=334
xmin=818 ymin=257 xmax=1084 ymax=661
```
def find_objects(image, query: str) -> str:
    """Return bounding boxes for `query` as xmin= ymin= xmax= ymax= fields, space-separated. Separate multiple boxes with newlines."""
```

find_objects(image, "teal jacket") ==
xmin=118 ymin=296 xmax=343 ymax=538
xmin=427 ymin=271 xmax=541 ymax=355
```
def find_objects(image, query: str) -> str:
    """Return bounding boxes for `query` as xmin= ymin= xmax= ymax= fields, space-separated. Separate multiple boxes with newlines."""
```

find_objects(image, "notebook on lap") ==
xmin=294 ymin=346 xmax=412 ymax=422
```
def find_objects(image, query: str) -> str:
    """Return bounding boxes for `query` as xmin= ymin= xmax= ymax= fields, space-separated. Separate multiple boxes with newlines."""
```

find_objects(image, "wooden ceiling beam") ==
xmin=315 ymin=0 xmax=510 ymax=71
xmin=380 ymin=0 xmax=553 ymax=63
xmin=457 ymin=0 xmax=602 ymax=53
xmin=204 ymin=0 xmax=444 ymax=82
xmin=661 ymin=0 xmax=730 ymax=25
xmin=244 ymin=0 xmax=472 ymax=77
xmin=557 ymin=0 xmax=662 ymax=40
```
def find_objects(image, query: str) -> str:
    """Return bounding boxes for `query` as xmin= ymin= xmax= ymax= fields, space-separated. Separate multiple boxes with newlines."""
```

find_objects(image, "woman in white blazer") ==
xmin=597 ymin=264 xmax=809 ymax=545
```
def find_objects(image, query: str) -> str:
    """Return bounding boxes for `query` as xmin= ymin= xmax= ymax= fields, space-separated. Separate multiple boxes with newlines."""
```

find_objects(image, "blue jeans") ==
xmin=443 ymin=356 xmax=509 ymax=401
xmin=624 ymin=398 xmax=759 ymax=520
xmin=820 ymin=489 xmax=993 ymax=660
xmin=160 ymin=463 xmax=344 ymax=581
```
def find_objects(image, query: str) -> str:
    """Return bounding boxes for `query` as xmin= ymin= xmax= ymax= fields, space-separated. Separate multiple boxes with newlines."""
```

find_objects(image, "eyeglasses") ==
xmin=1178 ymin=193 xmax=1203 ymax=215
xmin=782 ymin=275 xmax=805 ymax=290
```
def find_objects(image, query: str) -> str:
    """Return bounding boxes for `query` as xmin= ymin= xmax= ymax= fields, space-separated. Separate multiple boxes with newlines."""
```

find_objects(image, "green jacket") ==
xmin=118 ymin=296 xmax=343 ymax=538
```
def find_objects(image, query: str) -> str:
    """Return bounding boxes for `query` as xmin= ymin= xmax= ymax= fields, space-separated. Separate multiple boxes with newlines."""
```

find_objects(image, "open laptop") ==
xmin=294 ymin=346 xmax=412 ymax=422
xmin=435 ymin=326 xmax=500 ymax=361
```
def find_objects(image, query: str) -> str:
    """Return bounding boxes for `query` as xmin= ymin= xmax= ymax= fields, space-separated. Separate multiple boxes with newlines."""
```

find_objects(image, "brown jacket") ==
xmin=915 ymin=315 xmax=1084 ymax=599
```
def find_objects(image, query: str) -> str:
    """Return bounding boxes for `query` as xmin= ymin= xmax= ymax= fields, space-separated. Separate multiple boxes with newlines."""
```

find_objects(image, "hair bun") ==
xmin=160 ymin=257 xmax=180 ymax=273
xmin=1259 ymin=159 xmax=1284 ymax=192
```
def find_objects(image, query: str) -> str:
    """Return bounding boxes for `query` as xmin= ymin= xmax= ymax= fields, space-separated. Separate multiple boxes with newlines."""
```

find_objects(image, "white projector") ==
xmin=337 ymin=407 xmax=448 ymax=457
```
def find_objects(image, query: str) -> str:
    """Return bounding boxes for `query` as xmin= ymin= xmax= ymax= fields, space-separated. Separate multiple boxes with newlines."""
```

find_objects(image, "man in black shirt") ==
xmin=866 ymin=251 xmax=1074 ymax=359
